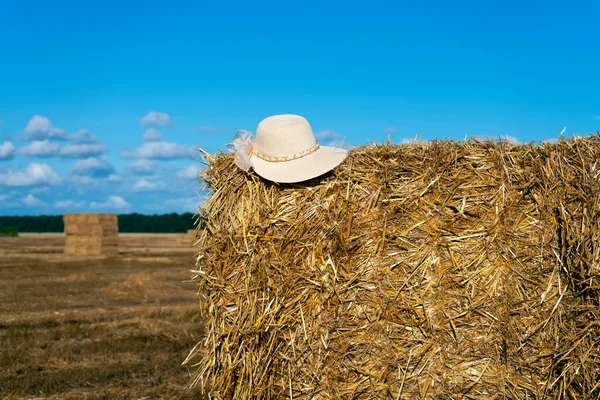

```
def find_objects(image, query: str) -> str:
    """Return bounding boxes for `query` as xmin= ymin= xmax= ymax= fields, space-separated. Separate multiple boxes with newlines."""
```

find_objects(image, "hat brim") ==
xmin=250 ymin=145 xmax=348 ymax=183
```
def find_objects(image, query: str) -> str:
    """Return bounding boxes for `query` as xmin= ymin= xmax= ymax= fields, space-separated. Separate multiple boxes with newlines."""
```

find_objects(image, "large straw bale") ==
xmin=63 ymin=213 xmax=119 ymax=256
xmin=188 ymin=135 xmax=600 ymax=399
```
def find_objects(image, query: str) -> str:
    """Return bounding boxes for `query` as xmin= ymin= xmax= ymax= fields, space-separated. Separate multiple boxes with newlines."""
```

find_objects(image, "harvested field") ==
xmin=0 ymin=233 xmax=205 ymax=400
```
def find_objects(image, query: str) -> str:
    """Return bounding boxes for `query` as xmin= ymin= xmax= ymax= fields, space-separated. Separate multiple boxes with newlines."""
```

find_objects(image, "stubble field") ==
xmin=0 ymin=233 xmax=206 ymax=399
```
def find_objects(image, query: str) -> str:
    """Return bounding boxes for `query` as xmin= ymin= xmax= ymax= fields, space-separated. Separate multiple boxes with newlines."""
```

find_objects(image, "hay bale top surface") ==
xmin=63 ymin=213 xmax=118 ymax=236
xmin=190 ymin=136 xmax=600 ymax=399
xmin=63 ymin=213 xmax=118 ymax=226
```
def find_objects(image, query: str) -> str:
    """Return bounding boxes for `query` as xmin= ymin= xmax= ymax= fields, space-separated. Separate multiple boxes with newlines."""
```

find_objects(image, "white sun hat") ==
xmin=226 ymin=114 xmax=349 ymax=183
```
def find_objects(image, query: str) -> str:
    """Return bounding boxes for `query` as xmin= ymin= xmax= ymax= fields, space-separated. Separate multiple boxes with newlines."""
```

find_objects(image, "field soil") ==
xmin=0 ymin=233 xmax=206 ymax=400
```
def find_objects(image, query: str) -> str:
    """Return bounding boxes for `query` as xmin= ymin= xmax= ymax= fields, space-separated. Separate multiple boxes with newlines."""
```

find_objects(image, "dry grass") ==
xmin=189 ymin=135 xmax=600 ymax=399
xmin=0 ymin=233 xmax=206 ymax=400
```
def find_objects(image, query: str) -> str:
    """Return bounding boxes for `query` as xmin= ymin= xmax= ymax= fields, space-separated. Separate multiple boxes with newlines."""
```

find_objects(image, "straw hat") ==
xmin=227 ymin=114 xmax=348 ymax=183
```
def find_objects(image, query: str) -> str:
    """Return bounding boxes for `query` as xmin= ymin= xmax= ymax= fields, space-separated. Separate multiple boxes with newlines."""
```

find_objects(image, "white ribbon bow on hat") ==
xmin=226 ymin=130 xmax=254 ymax=171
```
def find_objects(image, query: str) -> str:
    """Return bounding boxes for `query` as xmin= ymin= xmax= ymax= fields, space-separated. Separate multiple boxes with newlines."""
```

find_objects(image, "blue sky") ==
xmin=1 ymin=0 xmax=599 ymax=215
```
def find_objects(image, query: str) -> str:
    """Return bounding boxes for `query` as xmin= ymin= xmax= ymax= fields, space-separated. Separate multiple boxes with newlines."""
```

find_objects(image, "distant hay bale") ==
xmin=63 ymin=213 xmax=119 ymax=256
xmin=188 ymin=135 xmax=600 ymax=399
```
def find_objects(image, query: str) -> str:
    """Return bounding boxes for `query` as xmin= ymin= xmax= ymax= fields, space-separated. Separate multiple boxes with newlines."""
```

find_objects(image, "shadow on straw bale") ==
xmin=187 ymin=135 xmax=600 ymax=399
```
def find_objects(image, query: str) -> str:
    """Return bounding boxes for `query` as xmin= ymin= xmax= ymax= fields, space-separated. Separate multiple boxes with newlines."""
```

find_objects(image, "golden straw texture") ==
xmin=188 ymin=136 xmax=600 ymax=399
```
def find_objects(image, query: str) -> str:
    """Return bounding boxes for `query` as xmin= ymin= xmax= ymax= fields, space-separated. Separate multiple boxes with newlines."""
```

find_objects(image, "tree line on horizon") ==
xmin=0 ymin=213 xmax=199 ymax=233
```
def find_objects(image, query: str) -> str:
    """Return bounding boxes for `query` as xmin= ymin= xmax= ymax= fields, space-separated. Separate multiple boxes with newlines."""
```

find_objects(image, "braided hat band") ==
xmin=252 ymin=143 xmax=320 ymax=163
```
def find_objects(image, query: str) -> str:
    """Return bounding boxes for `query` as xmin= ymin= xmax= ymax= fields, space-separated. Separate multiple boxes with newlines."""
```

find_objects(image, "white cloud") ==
xmin=383 ymin=127 xmax=397 ymax=134
xmin=132 ymin=179 xmax=166 ymax=192
xmin=60 ymin=144 xmax=106 ymax=158
xmin=22 ymin=193 xmax=44 ymax=206
xmin=0 ymin=191 xmax=14 ymax=201
xmin=30 ymin=186 xmax=49 ymax=194
xmin=21 ymin=116 xmax=102 ymax=144
xmin=0 ymin=141 xmax=15 ymax=160
xmin=315 ymin=129 xmax=348 ymax=147
xmin=475 ymin=134 xmax=519 ymax=144
xmin=55 ymin=199 xmax=86 ymax=208
xmin=71 ymin=157 xmax=114 ymax=177
xmin=316 ymin=129 xmax=341 ymax=141
xmin=120 ymin=141 xmax=195 ymax=160
xmin=18 ymin=140 xmax=62 ymax=157
xmin=541 ymin=137 xmax=559 ymax=143
xmin=0 ymin=196 xmax=21 ymax=207
xmin=142 ymin=128 xmax=164 ymax=142
xmin=22 ymin=115 xmax=68 ymax=140
xmin=499 ymin=135 xmax=518 ymax=144
xmin=107 ymin=174 xmax=121 ymax=182
xmin=0 ymin=163 xmax=61 ymax=186
xmin=399 ymin=136 xmax=429 ymax=144
xmin=70 ymin=129 xmax=101 ymax=144
xmin=140 ymin=111 xmax=171 ymax=127
xmin=177 ymin=164 xmax=199 ymax=180
xmin=315 ymin=129 xmax=353 ymax=148
xmin=192 ymin=125 xmax=220 ymax=134
xmin=69 ymin=175 xmax=94 ymax=185
xmin=128 ymin=159 xmax=156 ymax=175
xmin=25 ymin=116 xmax=52 ymax=134
xmin=90 ymin=195 xmax=131 ymax=210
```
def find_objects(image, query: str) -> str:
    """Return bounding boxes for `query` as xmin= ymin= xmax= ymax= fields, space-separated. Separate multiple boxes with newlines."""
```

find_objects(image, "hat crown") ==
xmin=255 ymin=114 xmax=318 ymax=159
